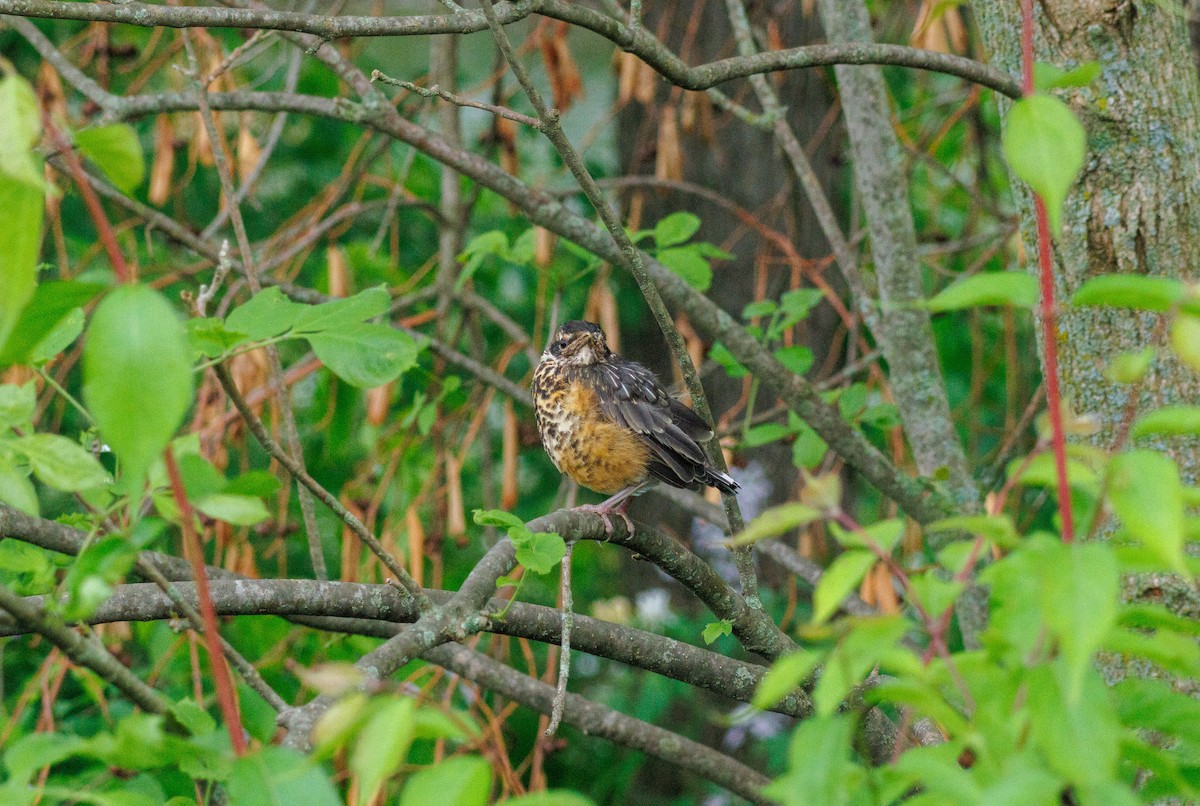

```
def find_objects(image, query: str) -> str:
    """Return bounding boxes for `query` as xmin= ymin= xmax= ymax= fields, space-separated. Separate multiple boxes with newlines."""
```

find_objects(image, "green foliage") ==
xmin=0 ymin=71 xmax=45 ymax=352
xmin=925 ymin=271 xmax=1039 ymax=312
xmin=74 ymin=124 xmax=146 ymax=193
xmin=1002 ymin=93 xmax=1087 ymax=231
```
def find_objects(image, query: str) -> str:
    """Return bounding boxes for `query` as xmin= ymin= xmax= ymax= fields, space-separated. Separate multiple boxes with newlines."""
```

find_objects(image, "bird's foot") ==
xmin=573 ymin=503 xmax=634 ymax=539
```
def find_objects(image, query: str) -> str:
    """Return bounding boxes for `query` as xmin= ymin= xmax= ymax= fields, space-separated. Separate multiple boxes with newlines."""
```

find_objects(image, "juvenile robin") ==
xmin=531 ymin=320 xmax=738 ymax=533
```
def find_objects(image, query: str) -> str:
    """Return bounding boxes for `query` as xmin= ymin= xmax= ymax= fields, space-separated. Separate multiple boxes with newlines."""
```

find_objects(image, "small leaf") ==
xmin=306 ymin=325 xmax=420 ymax=388
xmin=0 ymin=461 xmax=38 ymax=515
xmin=75 ymin=124 xmax=146 ymax=193
xmin=0 ymin=281 xmax=107 ymax=366
xmin=513 ymin=530 xmax=566 ymax=575
xmin=312 ymin=693 xmax=369 ymax=758
xmin=812 ymin=550 xmax=877 ymax=624
xmin=187 ymin=318 xmax=249 ymax=359
xmin=350 ymin=696 xmax=416 ymax=806
xmin=227 ymin=746 xmax=340 ymax=806
xmin=400 ymin=756 xmax=492 ymax=806
xmin=1131 ymin=406 xmax=1200 ymax=440
xmin=1108 ymin=450 xmax=1187 ymax=574
xmin=762 ymin=715 xmax=856 ymax=805
xmin=772 ymin=345 xmax=814 ymax=375
xmin=926 ymin=271 xmax=1039 ymax=312
xmin=926 ymin=514 xmax=1019 ymax=549
xmin=831 ymin=518 xmax=905 ymax=554
xmin=473 ymin=509 xmax=526 ymax=531
xmin=753 ymin=650 xmax=820 ymax=710
xmin=83 ymin=285 xmax=194 ymax=488
xmin=657 ymin=247 xmax=712 ymax=292
xmin=171 ymin=699 xmax=217 ymax=737
xmin=500 ymin=793 xmax=597 ymax=806
xmin=709 ymin=342 xmax=748 ymax=378
xmin=17 ymin=433 xmax=110 ymax=491
xmin=0 ymin=179 xmax=43 ymax=353
xmin=1071 ymin=275 xmax=1184 ymax=311
xmin=225 ymin=286 xmax=305 ymax=341
xmin=702 ymin=619 xmax=733 ymax=645
xmin=653 ymin=212 xmax=701 ymax=247
xmin=0 ymin=73 xmax=44 ymax=189
xmin=726 ymin=503 xmax=821 ymax=547
xmin=1034 ymin=61 xmax=1100 ymax=90
xmin=1002 ymin=93 xmax=1086 ymax=232
xmin=791 ymin=425 xmax=827 ymax=470
xmin=3 ymin=732 xmax=86 ymax=783
xmin=1171 ymin=313 xmax=1200 ymax=372
xmin=1104 ymin=347 xmax=1155 ymax=385
xmin=742 ymin=422 xmax=794 ymax=448
xmin=742 ymin=300 xmax=777 ymax=319
xmin=195 ymin=493 xmax=271 ymax=526
xmin=27 ymin=307 xmax=85 ymax=364
xmin=1038 ymin=542 xmax=1119 ymax=700
xmin=0 ymin=382 xmax=36 ymax=430
xmin=292 ymin=286 xmax=390 ymax=334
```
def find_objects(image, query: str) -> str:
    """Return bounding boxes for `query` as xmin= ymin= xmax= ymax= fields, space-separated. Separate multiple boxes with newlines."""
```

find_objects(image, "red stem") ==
xmin=163 ymin=446 xmax=247 ymax=755
xmin=1020 ymin=0 xmax=1075 ymax=542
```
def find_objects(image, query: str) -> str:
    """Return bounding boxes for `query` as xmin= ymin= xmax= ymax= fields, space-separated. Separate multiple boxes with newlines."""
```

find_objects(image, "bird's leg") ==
xmin=574 ymin=483 xmax=647 ymax=538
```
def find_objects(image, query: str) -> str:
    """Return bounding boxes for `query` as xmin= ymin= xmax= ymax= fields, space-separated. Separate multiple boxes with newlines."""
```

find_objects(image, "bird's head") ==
xmin=546 ymin=320 xmax=610 ymax=367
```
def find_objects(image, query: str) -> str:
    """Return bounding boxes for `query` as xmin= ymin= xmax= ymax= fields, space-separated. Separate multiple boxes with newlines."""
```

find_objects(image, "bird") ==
xmin=531 ymin=320 xmax=738 ymax=534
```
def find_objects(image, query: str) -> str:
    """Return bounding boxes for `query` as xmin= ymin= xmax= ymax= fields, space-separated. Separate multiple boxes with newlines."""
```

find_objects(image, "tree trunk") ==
xmin=971 ymin=0 xmax=1200 ymax=684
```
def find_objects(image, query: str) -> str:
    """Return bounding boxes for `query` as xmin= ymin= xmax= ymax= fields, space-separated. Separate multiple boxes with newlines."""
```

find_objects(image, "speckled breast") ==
xmin=531 ymin=360 xmax=650 ymax=495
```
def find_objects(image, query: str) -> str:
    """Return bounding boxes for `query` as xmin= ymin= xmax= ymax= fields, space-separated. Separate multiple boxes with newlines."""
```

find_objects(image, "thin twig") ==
xmin=545 ymin=540 xmax=573 ymax=736
xmin=371 ymin=69 xmax=541 ymax=129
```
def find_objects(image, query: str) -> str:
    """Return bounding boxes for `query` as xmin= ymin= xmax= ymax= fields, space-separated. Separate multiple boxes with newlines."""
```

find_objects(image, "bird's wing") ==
xmin=586 ymin=358 xmax=712 ymax=487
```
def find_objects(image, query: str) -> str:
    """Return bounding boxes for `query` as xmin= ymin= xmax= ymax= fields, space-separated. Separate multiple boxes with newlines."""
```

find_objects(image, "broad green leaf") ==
xmin=187 ymin=318 xmax=248 ymax=359
xmin=75 ymin=124 xmax=145 ymax=193
xmin=513 ymin=530 xmax=566 ymax=575
xmin=1007 ymin=452 xmax=1099 ymax=493
xmin=812 ymin=616 xmax=909 ymax=717
xmin=1002 ymin=93 xmax=1086 ymax=232
xmin=292 ymin=286 xmax=390 ymax=334
xmin=195 ymin=493 xmax=271 ymax=526
xmin=905 ymin=574 xmax=964 ymax=618
xmin=742 ymin=422 xmax=793 ymax=447
xmin=62 ymin=535 xmax=138 ymax=620
xmin=926 ymin=514 xmax=1018 ymax=549
xmin=350 ymin=696 xmax=416 ymax=806
xmin=653 ymin=212 xmax=701 ymax=247
xmin=772 ymin=345 xmax=814 ymax=375
xmin=1108 ymin=450 xmax=1187 ymax=574
xmin=508 ymin=228 xmax=536 ymax=265
xmin=312 ymin=693 xmax=369 ymax=759
xmin=3 ymin=732 xmax=86 ymax=783
xmin=742 ymin=300 xmax=777 ymax=319
xmin=400 ymin=756 xmax=492 ymax=806
xmin=762 ymin=715 xmax=856 ymax=806
xmin=1034 ymin=61 xmax=1100 ymax=90
xmin=170 ymin=699 xmax=216 ymax=737
xmin=306 ymin=324 xmax=420 ymax=388
xmin=1028 ymin=663 xmax=1120 ymax=786
xmin=1131 ymin=406 xmax=1200 ymax=440
xmin=225 ymin=286 xmax=304 ymax=340
xmin=1172 ymin=313 xmax=1200 ymax=372
xmin=657 ymin=247 xmax=712 ymax=292
xmin=726 ymin=503 xmax=820 ymax=547
xmin=473 ymin=508 xmax=526 ymax=531
xmin=27 ymin=307 xmax=84 ymax=364
xmin=227 ymin=746 xmax=339 ymax=806
xmin=0 ymin=461 xmax=38 ymax=515
xmin=83 ymin=285 xmax=194 ymax=488
xmin=1037 ymin=542 xmax=1118 ymax=701
xmin=926 ymin=272 xmax=1039 ymax=312
xmin=1105 ymin=347 xmax=1155 ymax=385
xmin=812 ymin=549 xmax=876 ymax=624
xmin=221 ymin=470 xmax=282 ymax=497
xmin=0 ymin=382 xmax=36 ymax=430
xmin=413 ymin=707 xmax=480 ymax=742
xmin=702 ymin=619 xmax=733 ymax=645
xmin=0 ymin=179 xmax=43 ymax=353
xmin=791 ymin=425 xmax=827 ymax=470
xmin=500 ymin=793 xmax=596 ymax=806
xmin=1114 ymin=678 xmax=1200 ymax=746
xmin=0 ymin=73 xmax=44 ymax=190
xmin=1071 ymin=275 xmax=1184 ymax=311
xmin=830 ymin=517 xmax=905 ymax=553
xmin=753 ymin=650 xmax=820 ymax=709
xmin=0 ymin=282 xmax=107 ymax=366
xmin=709 ymin=342 xmax=748 ymax=378
xmin=17 ymin=433 xmax=110 ymax=491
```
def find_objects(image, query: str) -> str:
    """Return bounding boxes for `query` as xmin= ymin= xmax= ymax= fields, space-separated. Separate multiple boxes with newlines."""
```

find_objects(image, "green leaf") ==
xmin=1104 ymin=347 xmax=1155 ymax=385
xmin=513 ymin=530 xmax=566 ymax=575
xmin=27 ymin=307 xmax=85 ymax=365
xmin=1131 ymin=406 xmax=1200 ymax=440
xmin=292 ymin=287 xmax=390 ymax=334
xmin=709 ymin=342 xmax=748 ymax=378
xmin=500 ymin=793 xmax=597 ymax=806
xmin=926 ymin=514 xmax=1019 ymax=549
xmin=772 ymin=345 xmax=814 ymax=375
xmin=1172 ymin=313 xmax=1200 ymax=372
xmin=0 ymin=73 xmax=44 ymax=190
xmin=702 ymin=619 xmax=733 ymax=645
xmin=17 ymin=433 xmax=110 ymax=491
xmin=657 ymin=247 xmax=712 ymax=292
xmin=227 ymin=746 xmax=340 ymax=806
xmin=1038 ymin=542 xmax=1118 ymax=701
xmin=350 ymin=696 xmax=416 ymax=806
xmin=1002 ymin=93 xmax=1086 ymax=232
xmin=1 ymin=281 xmax=108 ymax=366
xmin=306 ymin=324 xmax=420 ymax=388
xmin=413 ymin=707 xmax=479 ymax=742
xmin=0 ymin=179 xmax=43 ymax=353
xmin=0 ymin=461 xmax=38 ymax=516
xmin=1034 ymin=61 xmax=1100 ymax=90
xmin=905 ymin=574 xmax=964 ymax=618
xmin=75 ymin=124 xmax=145 ymax=193
xmin=653 ymin=212 xmax=701 ymax=247
xmin=312 ymin=693 xmax=369 ymax=759
xmin=742 ymin=300 xmax=777 ymax=319
xmin=742 ymin=422 xmax=793 ymax=447
xmin=812 ymin=550 xmax=876 ymax=624
xmin=753 ymin=650 xmax=821 ymax=710
xmin=726 ymin=503 xmax=821 ymax=547
xmin=1071 ymin=275 xmax=1184 ymax=311
xmin=221 ymin=470 xmax=282 ymax=497
xmin=763 ymin=715 xmax=856 ymax=805
xmin=400 ymin=756 xmax=492 ymax=806
xmin=926 ymin=271 xmax=1039 ymax=312
xmin=170 ymin=699 xmax=216 ymax=737
xmin=1108 ymin=450 xmax=1187 ymax=574
xmin=62 ymin=535 xmax=139 ymax=620
xmin=1028 ymin=663 xmax=1120 ymax=786
xmin=225 ymin=286 xmax=305 ymax=341
xmin=830 ymin=517 xmax=905 ymax=553
xmin=4 ymin=732 xmax=86 ymax=783
xmin=83 ymin=285 xmax=194 ymax=488
xmin=195 ymin=493 xmax=271 ymax=526
xmin=473 ymin=509 xmax=526 ymax=530
xmin=0 ymin=382 xmax=36 ymax=430
xmin=790 ymin=425 xmax=827 ymax=470
xmin=812 ymin=616 xmax=909 ymax=717
xmin=187 ymin=318 xmax=249 ymax=359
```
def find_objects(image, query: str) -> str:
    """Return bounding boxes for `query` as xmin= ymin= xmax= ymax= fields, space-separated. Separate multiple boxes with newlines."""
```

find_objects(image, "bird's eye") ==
xmin=557 ymin=339 xmax=569 ymax=350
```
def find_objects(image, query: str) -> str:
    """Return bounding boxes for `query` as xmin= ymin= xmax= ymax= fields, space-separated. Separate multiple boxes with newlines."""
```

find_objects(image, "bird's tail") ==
xmin=705 ymin=468 xmax=740 ymax=496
